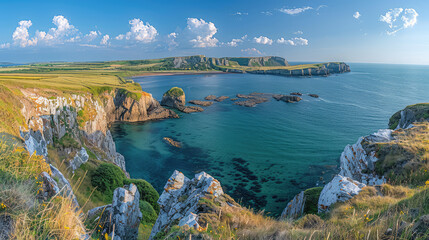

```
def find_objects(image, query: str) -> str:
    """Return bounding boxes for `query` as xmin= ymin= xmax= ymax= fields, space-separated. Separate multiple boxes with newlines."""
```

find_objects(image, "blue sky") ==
xmin=0 ymin=0 xmax=427 ymax=64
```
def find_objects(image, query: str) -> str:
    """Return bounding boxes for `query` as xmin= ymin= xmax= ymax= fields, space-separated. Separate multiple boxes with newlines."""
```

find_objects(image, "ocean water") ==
xmin=110 ymin=63 xmax=429 ymax=215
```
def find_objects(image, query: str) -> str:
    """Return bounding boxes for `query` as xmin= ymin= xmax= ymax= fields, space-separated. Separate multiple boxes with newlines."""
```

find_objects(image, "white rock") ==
xmin=318 ymin=175 xmax=366 ymax=213
xmin=280 ymin=191 xmax=305 ymax=220
xmin=178 ymin=212 xmax=200 ymax=229
xmin=70 ymin=147 xmax=89 ymax=171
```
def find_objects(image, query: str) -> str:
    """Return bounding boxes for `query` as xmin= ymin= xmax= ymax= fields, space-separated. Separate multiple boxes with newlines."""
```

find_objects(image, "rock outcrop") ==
xmin=149 ymin=171 xmax=224 ymax=239
xmin=204 ymin=95 xmax=217 ymax=101
xmin=188 ymin=100 xmax=213 ymax=107
xmin=70 ymin=147 xmax=89 ymax=171
xmin=246 ymin=62 xmax=350 ymax=77
xmin=214 ymin=96 xmax=229 ymax=102
xmin=234 ymin=93 xmax=269 ymax=107
xmin=389 ymin=104 xmax=429 ymax=130
xmin=161 ymin=87 xmax=186 ymax=109
xmin=308 ymin=94 xmax=319 ymax=98
xmin=50 ymin=165 xmax=79 ymax=207
xmin=339 ymin=129 xmax=393 ymax=186
xmin=318 ymin=175 xmax=366 ymax=213
xmin=110 ymin=184 xmax=142 ymax=240
xmin=280 ymin=191 xmax=305 ymax=220
xmin=273 ymin=94 xmax=302 ymax=103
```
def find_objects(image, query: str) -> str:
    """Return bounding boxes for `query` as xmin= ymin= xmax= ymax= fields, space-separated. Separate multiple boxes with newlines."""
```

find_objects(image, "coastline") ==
xmin=133 ymin=70 xmax=231 ymax=78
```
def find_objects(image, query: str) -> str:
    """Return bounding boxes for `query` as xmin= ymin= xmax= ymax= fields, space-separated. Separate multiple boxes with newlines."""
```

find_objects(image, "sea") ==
xmin=110 ymin=63 xmax=429 ymax=215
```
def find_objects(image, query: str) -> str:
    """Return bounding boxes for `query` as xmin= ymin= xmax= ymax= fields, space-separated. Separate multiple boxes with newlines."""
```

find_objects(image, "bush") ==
xmin=124 ymin=178 xmax=160 ymax=213
xmin=139 ymin=200 xmax=158 ymax=224
xmin=91 ymin=163 xmax=126 ymax=198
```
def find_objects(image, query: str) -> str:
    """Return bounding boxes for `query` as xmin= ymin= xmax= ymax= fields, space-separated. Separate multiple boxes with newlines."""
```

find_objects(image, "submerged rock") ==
xmin=234 ymin=98 xmax=268 ymax=107
xmin=188 ymin=100 xmax=213 ymax=107
xmin=161 ymin=87 xmax=186 ymax=109
xmin=308 ymin=94 xmax=319 ymax=98
xmin=149 ymin=171 xmax=224 ymax=239
xmin=163 ymin=137 xmax=182 ymax=148
xmin=290 ymin=92 xmax=303 ymax=96
xmin=318 ymin=175 xmax=366 ymax=213
xmin=179 ymin=106 xmax=204 ymax=113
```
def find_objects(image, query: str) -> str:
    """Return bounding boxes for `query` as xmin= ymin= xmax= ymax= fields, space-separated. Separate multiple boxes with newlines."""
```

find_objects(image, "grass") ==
xmin=389 ymin=103 xmax=429 ymax=129
xmin=164 ymin=87 xmax=184 ymax=97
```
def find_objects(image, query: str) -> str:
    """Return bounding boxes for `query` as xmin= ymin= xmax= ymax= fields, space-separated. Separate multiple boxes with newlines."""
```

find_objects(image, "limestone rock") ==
xmin=110 ymin=184 xmax=142 ymax=240
xmin=339 ymin=129 xmax=393 ymax=185
xmin=188 ymin=100 xmax=213 ymax=107
xmin=149 ymin=171 xmax=223 ymax=239
xmin=38 ymin=172 xmax=60 ymax=201
xmin=318 ymin=175 xmax=366 ymax=213
xmin=50 ymin=165 xmax=79 ymax=208
xmin=70 ymin=147 xmax=89 ymax=171
xmin=20 ymin=129 xmax=48 ymax=157
xmin=280 ymin=191 xmax=305 ymax=220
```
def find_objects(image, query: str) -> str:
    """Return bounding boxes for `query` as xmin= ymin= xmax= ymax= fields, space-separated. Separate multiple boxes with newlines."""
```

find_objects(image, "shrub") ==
xmin=124 ymin=178 xmax=160 ymax=213
xmin=139 ymin=200 xmax=158 ymax=224
xmin=91 ymin=163 xmax=126 ymax=198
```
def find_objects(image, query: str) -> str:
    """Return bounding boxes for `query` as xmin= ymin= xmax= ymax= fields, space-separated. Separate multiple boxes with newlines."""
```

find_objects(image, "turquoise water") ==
xmin=110 ymin=63 xmax=429 ymax=215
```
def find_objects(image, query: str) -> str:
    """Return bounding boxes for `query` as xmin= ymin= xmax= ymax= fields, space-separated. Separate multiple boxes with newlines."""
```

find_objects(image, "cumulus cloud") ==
xmin=279 ymin=7 xmax=312 ymax=15
xmin=277 ymin=37 xmax=309 ymax=46
xmin=100 ymin=35 xmax=110 ymax=45
xmin=12 ymin=15 xmax=79 ymax=47
xmin=116 ymin=18 xmax=158 ymax=43
xmin=186 ymin=18 xmax=218 ymax=48
xmin=254 ymin=36 xmax=273 ymax=45
xmin=353 ymin=11 xmax=361 ymax=19
xmin=227 ymin=35 xmax=247 ymax=47
xmin=380 ymin=8 xmax=418 ymax=35
xmin=241 ymin=48 xmax=262 ymax=56
xmin=84 ymin=31 xmax=100 ymax=42
xmin=167 ymin=32 xmax=178 ymax=49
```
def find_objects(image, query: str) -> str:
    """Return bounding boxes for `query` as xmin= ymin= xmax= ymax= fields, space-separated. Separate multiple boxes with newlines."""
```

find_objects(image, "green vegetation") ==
xmin=164 ymin=87 xmax=184 ymax=97
xmin=90 ymin=163 xmax=127 ymax=200
xmin=124 ymin=178 xmax=160 ymax=213
xmin=389 ymin=103 xmax=429 ymax=129
xmin=303 ymin=187 xmax=323 ymax=215
xmin=57 ymin=133 xmax=80 ymax=149
xmin=139 ymin=200 xmax=158 ymax=224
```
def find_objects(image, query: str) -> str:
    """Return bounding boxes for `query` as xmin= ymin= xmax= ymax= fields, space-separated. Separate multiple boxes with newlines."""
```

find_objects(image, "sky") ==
xmin=0 ymin=0 xmax=428 ymax=65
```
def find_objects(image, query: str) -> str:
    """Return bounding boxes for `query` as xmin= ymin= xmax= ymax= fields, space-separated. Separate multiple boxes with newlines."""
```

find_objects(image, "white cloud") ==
xmin=84 ymin=31 xmax=100 ymax=42
xmin=241 ymin=48 xmax=262 ymax=56
xmin=227 ymin=35 xmax=247 ymax=47
xmin=380 ymin=8 xmax=418 ymax=35
xmin=116 ymin=18 xmax=158 ymax=43
xmin=353 ymin=11 xmax=361 ymax=19
xmin=261 ymin=11 xmax=273 ymax=16
xmin=277 ymin=37 xmax=309 ymax=46
xmin=100 ymin=35 xmax=110 ymax=45
xmin=167 ymin=32 xmax=178 ymax=49
xmin=279 ymin=7 xmax=313 ymax=15
xmin=12 ymin=20 xmax=35 ymax=47
xmin=254 ymin=36 xmax=273 ymax=45
xmin=12 ymin=15 xmax=79 ymax=47
xmin=0 ymin=43 xmax=10 ymax=49
xmin=294 ymin=30 xmax=303 ymax=35
xmin=234 ymin=12 xmax=248 ymax=16
xmin=186 ymin=18 xmax=218 ymax=48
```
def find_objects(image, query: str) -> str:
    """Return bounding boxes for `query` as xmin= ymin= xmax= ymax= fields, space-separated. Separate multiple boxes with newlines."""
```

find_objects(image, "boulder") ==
xmin=318 ymin=175 xmax=366 ymax=213
xmin=290 ymin=92 xmax=303 ymax=96
xmin=188 ymin=100 xmax=213 ymax=107
xmin=273 ymin=95 xmax=302 ymax=103
xmin=69 ymin=147 xmax=89 ymax=171
xmin=179 ymin=106 xmax=204 ymax=113
xmin=161 ymin=87 xmax=186 ymax=109
xmin=110 ymin=184 xmax=142 ymax=240
xmin=280 ymin=191 xmax=305 ymax=220
xmin=149 ymin=171 xmax=224 ymax=239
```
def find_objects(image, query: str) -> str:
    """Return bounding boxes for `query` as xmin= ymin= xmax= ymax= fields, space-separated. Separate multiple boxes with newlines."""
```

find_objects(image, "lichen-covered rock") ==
xmin=0 ymin=214 xmax=14 ymax=240
xmin=339 ymin=129 xmax=393 ymax=186
xmin=38 ymin=172 xmax=60 ymax=201
xmin=70 ymin=147 xmax=89 ymax=171
xmin=110 ymin=184 xmax=142 ymax=240
xmin=149 ymin=171 xmax=224 ymax=239
xmin=318 ymin=175 xmax=366 ymax=213
xmin=20 ymin=129 xmax=48 ymax=157
xmin=50 ymin=165 xmax=79 ymax=208
xmin=161 ymin=87 xmax=186 ymax=109
xmin=280 ymin=191 xmax=305 ymax=220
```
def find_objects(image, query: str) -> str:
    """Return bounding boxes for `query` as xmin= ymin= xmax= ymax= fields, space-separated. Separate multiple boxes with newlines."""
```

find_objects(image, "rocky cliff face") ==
xmin=19 ymin=88 xmax=176 ymax=173
xmin=171 ymin=55 xmax=289 ymax=69
xmin=247 ymin=62 xmax=350 ymax=77
xmin=149 ymin=170 xmax=227 ymax=239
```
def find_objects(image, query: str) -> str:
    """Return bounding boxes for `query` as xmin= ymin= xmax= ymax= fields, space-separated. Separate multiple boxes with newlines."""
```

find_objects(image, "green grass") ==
xmin=389 ymin=103 xmax=429 ymax=129
xmin=164 ymin=87 xmax=184 ymax=97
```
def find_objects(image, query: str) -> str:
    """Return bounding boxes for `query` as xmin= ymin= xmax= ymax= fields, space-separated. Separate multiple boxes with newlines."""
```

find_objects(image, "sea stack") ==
xmin=161 ymin=87 xmax=186 ymax=109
